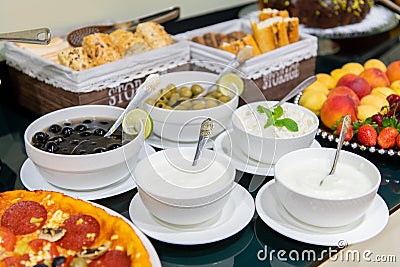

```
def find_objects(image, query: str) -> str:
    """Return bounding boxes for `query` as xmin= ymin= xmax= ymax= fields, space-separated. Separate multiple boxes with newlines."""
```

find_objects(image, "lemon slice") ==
xmin=218 ymin=72 xmax=244 ymax=97
xmin=122 ymin=108 xmax=153 ymax=139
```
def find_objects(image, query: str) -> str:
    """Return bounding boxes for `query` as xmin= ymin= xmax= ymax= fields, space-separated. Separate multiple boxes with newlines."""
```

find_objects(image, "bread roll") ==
xmin=82 ymin=33 xmax=121 ymax=66
xmin=123 ymin=33 xmax=151 ymax=57
xmin=135 ymin=21 xmax=173 ymax=49
xmin=251 ymin=18 xmax=281 ymax=53
xmin=286 ymin=17 xmax=299 ymax=43
xmin=58 ymin=47 xmax=93 ymax=71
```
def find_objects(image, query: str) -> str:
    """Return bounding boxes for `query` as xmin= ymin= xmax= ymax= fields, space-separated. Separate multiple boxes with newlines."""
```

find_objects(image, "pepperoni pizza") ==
xmin=0 ymin=190 xmax=152 ymax=267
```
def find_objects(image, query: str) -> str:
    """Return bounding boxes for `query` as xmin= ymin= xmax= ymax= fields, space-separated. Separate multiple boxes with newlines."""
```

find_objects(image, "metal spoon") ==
xmin=320 ymin=115 xmax=352 ymax=186
xmin=271 ymin=75 xmax=317 ymax=109
xmin=171 ymin=46 xmax=253 ymax=108
xmin=192 ymin=118 xmax=214 ymax=166
xmin=0 ymin=28 xmax=51 ymax=45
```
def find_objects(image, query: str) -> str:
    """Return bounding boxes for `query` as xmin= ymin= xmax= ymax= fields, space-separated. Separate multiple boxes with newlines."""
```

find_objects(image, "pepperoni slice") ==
xmin=1 ymin=254 xmax=29 ymax=267
xmin=57 ymin=214 xmax=100 ymax=251
xmin=88 ymin=250 xmax=131 ymax=267
xmin=0 ymin=225 xmax=16 ymax=251
xmin=1 ymin=201 xmax=47 ymax=235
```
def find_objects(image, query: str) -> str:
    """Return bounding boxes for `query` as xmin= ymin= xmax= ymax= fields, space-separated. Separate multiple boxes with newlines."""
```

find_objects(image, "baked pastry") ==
xmin=82 ymin=33 xmax=121 ymax=66
xmin=259 ymin=8 xmax=289 ymax=21
xmin=58 ymin=47 xmax=93 ymax=71
xmin=260 ymin=0 xmax=373 ymax=28
xmin=110 ymin=29 xmax=151 ymax=57
xmin=220 ymin=34 xmax=261 ymax=56
xmin=0 ymin=190 xmax=151 ymax=266
xmin=135 ymin=21 xmax=173 ymax=49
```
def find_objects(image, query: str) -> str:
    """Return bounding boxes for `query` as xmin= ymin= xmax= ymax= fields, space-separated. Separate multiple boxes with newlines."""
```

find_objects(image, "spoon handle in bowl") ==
xmin=192 ymin=118 xmax=214 ymax=166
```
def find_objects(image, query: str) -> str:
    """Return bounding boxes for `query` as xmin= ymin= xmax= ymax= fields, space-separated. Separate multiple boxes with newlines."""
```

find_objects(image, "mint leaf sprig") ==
xmin=257 ymin=105 xmax=299 ymax=132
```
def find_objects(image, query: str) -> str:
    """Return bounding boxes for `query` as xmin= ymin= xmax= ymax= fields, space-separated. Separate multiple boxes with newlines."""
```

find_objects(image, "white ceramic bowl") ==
xmin=274 ymin=148 xmax=381 ymax=227
xmin=142 ymin=71 xmax=239 ymax=142
xmin=231 ymin=101 xmax=319 ymax=164
xmin=24 ymin=105 xmax=144 ymax=190
xmin=134 ymin=147 xmax=235 ymax=225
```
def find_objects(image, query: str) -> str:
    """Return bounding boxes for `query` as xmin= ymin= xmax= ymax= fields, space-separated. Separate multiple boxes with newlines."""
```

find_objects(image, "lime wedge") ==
xmin=218 ymin=72 xmax=244 ymax=97
xmin=122 ymin=108 xmax=153 ymax=139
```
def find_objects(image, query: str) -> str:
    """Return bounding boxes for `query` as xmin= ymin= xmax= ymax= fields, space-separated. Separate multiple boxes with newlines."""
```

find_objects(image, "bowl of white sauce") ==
xmin=134 ymin=147 xmax=235 ymax=225
xmin=231 ymin=101 xmax=319 ymax=164
xmin=274 ymin=147 xmax=381 ymax=227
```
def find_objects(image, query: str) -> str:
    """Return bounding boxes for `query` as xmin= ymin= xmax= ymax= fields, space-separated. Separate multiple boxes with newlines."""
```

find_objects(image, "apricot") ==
xmin=386 ymin=60 xmax=400 ymax=83
xmin=357 ymin=105 xmax=380 ymax=121
xmin=328 ymin=86 xmax=360 ymax=106
xmin=359 ymin=68 xmax=390 ymax=89
xmin=371 ymin=87 xmax=396 ymax=99
xmin=336 ymin=73 xmax=371 ymax=99
xmin=303 ymin=81 xmax=330 ymax=96
xmin=341 ymin=62 xmax=364 ymax=75
xmin=390 ymin=80 xmax=400 ymax=95
xmin=360 ymin=94 xmax=389 ymax=109
xmin=299 ymin=90 xmax=327 ymax=116
xmin=320 ymin=95 xmax=357 ymax=130
xmin=330 ymin=69 xmax=349 ymax=85
xmin=316 ymin=73 xmax=335 ymax=89
xmin=364 ymin=59 xmax=387 ymax=72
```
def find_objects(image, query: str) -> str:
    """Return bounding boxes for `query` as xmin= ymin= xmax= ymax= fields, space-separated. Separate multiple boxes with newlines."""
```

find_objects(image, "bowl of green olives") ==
xmin=142 ymin=71 xmax=239 ymax=142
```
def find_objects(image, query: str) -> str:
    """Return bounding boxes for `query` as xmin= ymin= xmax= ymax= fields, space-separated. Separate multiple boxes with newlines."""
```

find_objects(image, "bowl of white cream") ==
xmin=231 ymin=101 xmax=319 ymax=164
xmin=134 ymin=147 xmax=235 ymax=225
xmin=274 ymin=147 xmax=381 ymax=227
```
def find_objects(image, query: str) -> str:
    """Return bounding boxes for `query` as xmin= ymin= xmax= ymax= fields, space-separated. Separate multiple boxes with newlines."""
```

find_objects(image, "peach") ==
xmin=341 ymin=62 xmax=364 ymax=75
xmin=386 ymin=60 xmax=400 ymax=83
xmin=364 ymin=59 xmax=387 ymax=72
xmin=336 ymin=73 xmax=371 ymax=99
xmin=320 ymin=95 xmax=357 ymax=130
xmin=359 ymin=68 xmax=390 ymax=89
xmin=327 ymin=86 xmax=360 ymax=106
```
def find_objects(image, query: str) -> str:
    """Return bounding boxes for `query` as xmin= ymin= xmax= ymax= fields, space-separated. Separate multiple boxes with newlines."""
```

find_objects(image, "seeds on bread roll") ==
xmin=135 ymin=21 xmax=173 ymax=49
xmin=82 ymin=33 xmax=121 ymax=66
xmin=58 ymin=47 xmax=93 ymax=71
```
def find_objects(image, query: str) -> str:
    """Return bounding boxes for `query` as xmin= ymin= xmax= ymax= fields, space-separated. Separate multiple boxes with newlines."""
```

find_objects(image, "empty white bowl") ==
xmin=134 ymin=147 xmax=235 ymax=225
xmin=231 ymin=101 xmax=319 ymax=164
xmin=24 ymin=105 xmax=144 ymax=190
xmin=142 ymin=71 xmax=239 ymax=142
xmin=274 ymin=148 xmax=381 ymax=227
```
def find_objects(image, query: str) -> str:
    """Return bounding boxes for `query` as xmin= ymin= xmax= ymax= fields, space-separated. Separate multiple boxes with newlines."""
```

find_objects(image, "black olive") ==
xmin=34 ymin=264 xmax=48 ymax=267
xmin=80 ymin=131 xmax=92 ymax=137
xmin=77 ymin=150 xmax=87 ymax=155
xmin=48 ymin=124 xmax=62 ymax=133
xmin=33 ymin=142 xmax=45 ymax=149
xmin=63 ymin=122 xmax=72 ymax=126
xmin=74 ymin=124 xmax=88 ymax=132
xmin=52 ymin=256 xmax=66 ymax=267
xmin=93 ymin=128 xmax=106 ymax=136
xmin=100 ymin=121 xmax=109 ymax=125
xmin=82 ymin=119 xmax=92 ymax=124
xmin=93 ymin=147 xmax=107 ymax=153
xmin=49 ymin=136 xmax=64 ymax=144
xmin=107 ymin=143 xmax=121 ymax=150
xmin=45 ymin=141 xmax=59 ymax=153
xmin=61 ymin=127 xmax=73 ymax=137
xmin=32 ymin=132 xmax=48 ymax=143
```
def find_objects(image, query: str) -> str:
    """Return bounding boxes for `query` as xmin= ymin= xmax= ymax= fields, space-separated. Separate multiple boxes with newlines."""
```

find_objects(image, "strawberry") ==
xmin=377 ymin=127 xmax=399 ymax=149
xmin=357 ymin=125 xmax=377 ymax=146
xmin=337 ymin=122 xmax=354 ymax=141
xmin=396 ymin=134 xmax=400 ymax=149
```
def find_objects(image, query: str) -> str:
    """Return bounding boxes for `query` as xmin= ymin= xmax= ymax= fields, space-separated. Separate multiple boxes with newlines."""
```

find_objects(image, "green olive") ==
xmin=179 ymin=87 xmax=193 ymax=98
xmin=191 ymin=99 xmax=204 ymax=106
xmin=211 ymin=91 xmax=223 ymax=98
xmin=166 ymin=83 xmax=177 ymax=93
xmin=145 ymin=98 xmax=157 ymax=105
xmin=155 ymin=102 xmax=167 ymax=108
xmin=218 ymin=96 xmax=231 ymax=103
xmin=174 ymin=105 xmax=187 ymax=110
xmin=206 ymin=99 xmax=219 ymax=108
xmin=170 ymin=92 xmax=180 ymax=100
xmin=163 ymin=105 xmax=173 ymax=110
xmin=192 ymin=103 xmax=206 ymax=110
xmin=157 ymin=95 xmax=168 ymax=103
xmin=191 ymin=84 xmax=204 ymax=95
xmin=69 ymin=257 xmax=88 ymax=267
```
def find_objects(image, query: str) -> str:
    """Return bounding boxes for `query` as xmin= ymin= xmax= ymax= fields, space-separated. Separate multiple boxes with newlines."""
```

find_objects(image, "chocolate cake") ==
xmin=261 ymin=0 xmax=374 ymax=28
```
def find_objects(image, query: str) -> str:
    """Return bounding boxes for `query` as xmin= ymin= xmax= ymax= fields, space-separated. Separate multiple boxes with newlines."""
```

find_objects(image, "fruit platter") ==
xmin=296 ymin=58 xmax=400 ymax=156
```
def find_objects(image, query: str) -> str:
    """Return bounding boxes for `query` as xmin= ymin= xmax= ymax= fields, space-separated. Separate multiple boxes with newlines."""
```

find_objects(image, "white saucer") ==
xmin=146 ymin=133 xmax=215 ymax=150
xmin=20 ymin=144 xmax=155 ymax=201
xmin=255 ymin=180 xmax=389 ymax=246
xmin=129 ymin=183 xmax=255 ymax=245
xmin=214 ymin=130 xmax=321 ymax=176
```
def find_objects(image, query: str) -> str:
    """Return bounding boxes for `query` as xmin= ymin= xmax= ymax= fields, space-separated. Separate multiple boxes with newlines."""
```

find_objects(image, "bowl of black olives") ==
xmin=24 ymin=105 xmax=144 ymax=190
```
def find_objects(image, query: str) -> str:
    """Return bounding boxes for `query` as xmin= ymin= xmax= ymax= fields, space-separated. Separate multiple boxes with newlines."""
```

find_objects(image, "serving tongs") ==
xmin=0 ymin=28 xmax=51 ymax=45
xmin=67 ymin=6 xmax=180 ymax=47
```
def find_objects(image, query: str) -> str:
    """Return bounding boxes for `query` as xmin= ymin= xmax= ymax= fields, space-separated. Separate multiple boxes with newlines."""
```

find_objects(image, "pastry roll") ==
xmin=251 ymin=18 xmax=280 ymax=53
xmin=259 ymin=8 xmax=289 ymax=21
xmin=82 ymin=33 xmax=121 ymax=66
xmin=135 ymin=21 xmax=173 ymax=49
xmin=58 ymin=47 xmax=93 ymax=71
xmin=109 ymin=29 xmax=137 ymax=55
xmin=276 ymin=20 xmax=290 ymax=47
xmin=286 ymin=17 xmax=299 ymax=43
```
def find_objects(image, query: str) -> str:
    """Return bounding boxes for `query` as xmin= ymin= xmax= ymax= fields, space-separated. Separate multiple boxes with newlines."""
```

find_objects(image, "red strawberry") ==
xmin=357 ymin=125 xmax=377 ymax=146
xmin=377 ymin=127 xmax=399 ymax=149
xmin=396 ymin=134 xmax=400 ymax=149
xmin=337 ymin=122 xmax=354 ymax=141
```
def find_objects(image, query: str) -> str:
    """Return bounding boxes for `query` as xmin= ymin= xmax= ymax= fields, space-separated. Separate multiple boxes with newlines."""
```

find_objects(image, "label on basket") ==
xmin=261 ymin=62 xmax=300 ymax=90
xmin=107 ymin=78 xmax=145 ymax=106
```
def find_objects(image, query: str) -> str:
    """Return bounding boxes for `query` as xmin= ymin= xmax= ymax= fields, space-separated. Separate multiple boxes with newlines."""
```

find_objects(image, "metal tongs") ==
xmin=67 ymin=6 xmax=180 ymax=47
xmin=0 ymin=28 xmax=51 ymax=45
